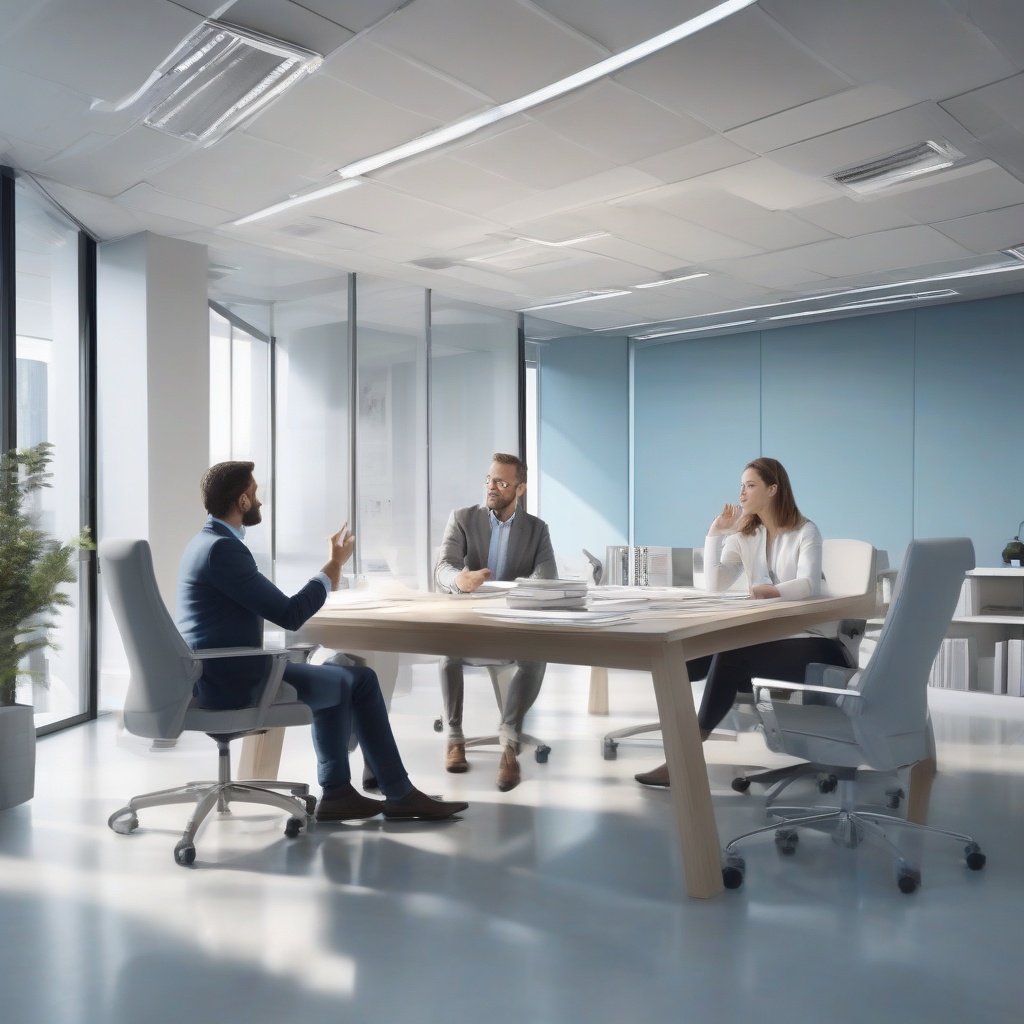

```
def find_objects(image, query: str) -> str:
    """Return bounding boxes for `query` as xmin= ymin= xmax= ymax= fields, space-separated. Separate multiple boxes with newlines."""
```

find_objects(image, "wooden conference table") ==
xmin=284 ymin=585 xmax=876 ymax=900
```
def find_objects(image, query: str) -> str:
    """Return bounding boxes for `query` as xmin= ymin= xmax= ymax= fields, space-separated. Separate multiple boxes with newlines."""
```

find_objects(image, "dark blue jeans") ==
xmin=283 ymin=661 xmax=412 ymax=799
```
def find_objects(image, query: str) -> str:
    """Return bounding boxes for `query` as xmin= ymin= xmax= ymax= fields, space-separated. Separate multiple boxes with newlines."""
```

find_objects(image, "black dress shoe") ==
xmin=634 ymin=764 xmax=670 ymax=788
xmin=382 ymin=787 xmax=468 ymax=820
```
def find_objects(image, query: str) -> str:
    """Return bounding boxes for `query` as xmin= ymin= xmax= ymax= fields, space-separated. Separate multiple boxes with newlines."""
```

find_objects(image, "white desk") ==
xmin=287 ymin=588 xmax=875 ymax=899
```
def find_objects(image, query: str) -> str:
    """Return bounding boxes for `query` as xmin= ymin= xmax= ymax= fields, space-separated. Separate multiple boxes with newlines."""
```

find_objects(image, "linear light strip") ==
xmin=634 ymin=319 xmax=757 ymax=340
xmin=522 ymin=290 xmax=632 ymax=312
xmin=336 ymin=0 xmax=755 ymax=179
xmin=634 ymin=272 xmax=709 ymax=289
xmin=232 ymin=179 xmax=362 ymax=225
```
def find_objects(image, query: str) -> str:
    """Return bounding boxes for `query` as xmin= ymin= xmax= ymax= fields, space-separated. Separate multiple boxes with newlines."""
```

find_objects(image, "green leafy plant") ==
xmin=0 ymin=442 xmax=91 ymax=706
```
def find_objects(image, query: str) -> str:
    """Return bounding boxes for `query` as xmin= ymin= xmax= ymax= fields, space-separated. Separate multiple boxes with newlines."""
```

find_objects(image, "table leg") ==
xmin=238 ymin=728 xmax=285 ymax=781
xmin=588 ymin=666 xmax=609 ymax=715
xmin=905 ymin=756 xmax=936 ymax=825
xmin=650 ymin=641 xmax=724 ymax=899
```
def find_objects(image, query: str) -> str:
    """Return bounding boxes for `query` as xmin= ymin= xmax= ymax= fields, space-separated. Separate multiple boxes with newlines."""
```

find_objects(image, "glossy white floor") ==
xmin=2 ymin=664 xmax=1022 ymax=1024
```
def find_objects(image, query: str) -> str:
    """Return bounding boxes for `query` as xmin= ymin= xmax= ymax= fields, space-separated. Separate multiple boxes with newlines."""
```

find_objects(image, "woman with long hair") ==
xmin=635 ymin=457 xmax=852 ymax=788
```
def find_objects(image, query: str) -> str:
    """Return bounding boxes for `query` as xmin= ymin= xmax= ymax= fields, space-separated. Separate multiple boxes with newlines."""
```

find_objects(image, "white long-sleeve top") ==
xmin=703 ymin=519 xmax=822 ymax=601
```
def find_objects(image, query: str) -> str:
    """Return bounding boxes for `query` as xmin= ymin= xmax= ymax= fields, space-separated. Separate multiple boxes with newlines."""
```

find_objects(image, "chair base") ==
xmin=108 ymin=735 xmax=313 ymax=866
xmin=722 ymin=779 xmax=986 ymax=893
xmin=464 ymin=731 xmax=551 ymax=763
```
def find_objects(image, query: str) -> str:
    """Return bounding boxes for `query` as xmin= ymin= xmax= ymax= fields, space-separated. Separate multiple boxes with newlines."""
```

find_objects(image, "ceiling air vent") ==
xmin=829 ymin=140 xmax=964 ymax=195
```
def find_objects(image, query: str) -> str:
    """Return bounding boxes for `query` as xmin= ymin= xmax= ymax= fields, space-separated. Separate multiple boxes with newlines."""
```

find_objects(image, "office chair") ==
xmin=100 ymin=538 xmax=315 ymax=867
xmin=601 ymin=539 xmax=876 ymax=760
xmin=722 ymin=537 xmax=985 ymax=894
xmin=432 ymin=660 xmax=552 ymax=763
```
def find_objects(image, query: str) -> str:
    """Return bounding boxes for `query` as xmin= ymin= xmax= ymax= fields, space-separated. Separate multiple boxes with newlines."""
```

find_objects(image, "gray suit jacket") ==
xmin=435 ymin=504 xmax=557 ymax=593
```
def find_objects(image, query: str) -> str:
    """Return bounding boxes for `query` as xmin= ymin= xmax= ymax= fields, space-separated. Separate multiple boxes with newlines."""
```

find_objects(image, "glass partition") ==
xmin=429 ymin=297 xmax=520 ymax=568
xmin=272 ymin=277 xmax=352 ymax=594
xmin=355 ymin=276 xmax=428 ymax=588
xmin=14 ymin=180 xmax=87 ymax=727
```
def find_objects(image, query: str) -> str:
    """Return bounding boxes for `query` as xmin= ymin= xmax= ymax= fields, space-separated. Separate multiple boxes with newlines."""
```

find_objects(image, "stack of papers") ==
xmin=475 ymin=607 xmax=631 ymax=627
xmin=506 ymin=577 xmax=589 ymax=610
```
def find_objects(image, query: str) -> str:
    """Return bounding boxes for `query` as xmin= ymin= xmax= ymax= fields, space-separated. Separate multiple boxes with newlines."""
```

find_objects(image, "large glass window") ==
xmin=14 ymin=179 xmax=89 ymax=728
xmin=209 ymin=304 xmax=272 ymax=574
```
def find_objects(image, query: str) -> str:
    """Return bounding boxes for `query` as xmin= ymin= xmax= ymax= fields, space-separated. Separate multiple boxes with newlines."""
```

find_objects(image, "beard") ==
xmin=241 ymin=504 xmax=262 ymax=527
xmin=486 ymin=491 xmax=517 ymax=515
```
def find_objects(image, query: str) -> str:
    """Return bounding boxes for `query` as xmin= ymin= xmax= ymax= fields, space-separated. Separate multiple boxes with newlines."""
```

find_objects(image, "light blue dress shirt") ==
xmin=487 ymin=509 xmax=515 ymax=580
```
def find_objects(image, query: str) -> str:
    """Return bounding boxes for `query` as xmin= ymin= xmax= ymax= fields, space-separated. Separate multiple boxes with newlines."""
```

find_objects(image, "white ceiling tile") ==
xmin=529 ymin=0 xmax=697 ymax=52
xmin=689 ymin=157 xmax=840 ymax=210
xmin=870 ymin=161 xmax=1024 ymax=225
xmin=787 ymin=226 xmax=973 ymax=277
xmin=369 ymin=0 xmax=605 ymax=102
xmin=933 ymin=204 xmax=1024 ymax=254
xmin=113 ymin=182 xmax=233 ymax=226
xmin=726 ymin=84 xmax=913 ymax=154
xmin=40 ymin=127 xmax=192 ymax=196
xmin=242 ymin=74 xmax=439 ymax=168
xmin=487 ymin=166 xmax=664 ymax=224
xmin=634 ymin=135 xmax=753 ymax=185
xmin=792 ymin=196 xmax=918 ymax=239
xmin=952 ymin=0 xmax=1024 ymax=67
xmin=709 ymin=252 xmax=833 ymax=290
xmin=557 ymin=236 xmax=681 ymax=274
xmin=944 ymin=73 xmax=1024 ymax=139
xmin=285 ymin=0 xmax=414 ymax=35
xmin=760 ymin=0 xmax=1018 ymax=101
xmin=454 ymin=122 xmax=619 ymax=190
xmin=0 ymin=0 xmax=200 ymax=103
xmin=210 ymin=0 xmax=353 ymax=54
xmin=373 ymin=156 xmax=538 ymax=215
xmin=530 ymin=81 xmax=711 ymax=163
xmin=320 ymin=39 xmax=487 ymax=121
xmin=614 ymin=6 xmax=850 ymax=132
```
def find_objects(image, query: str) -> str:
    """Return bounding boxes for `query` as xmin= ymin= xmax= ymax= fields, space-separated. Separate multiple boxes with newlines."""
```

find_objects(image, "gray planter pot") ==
xmin=0 ymin=704 xmax=36 ymax=810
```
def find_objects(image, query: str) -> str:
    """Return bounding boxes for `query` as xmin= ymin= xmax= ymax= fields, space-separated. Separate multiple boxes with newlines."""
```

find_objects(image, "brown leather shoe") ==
xmin=496 ymin=744 xmax=521 ymax=792
xmin=445 ymin=741 xmax=468 ymax=773
xmin=382 ymin=787 xmax=468 ymax=820
xmin=634 ymin=763 xmax=670 ymax=788
xmin=315 ymin=785 xmax=384 ymax=821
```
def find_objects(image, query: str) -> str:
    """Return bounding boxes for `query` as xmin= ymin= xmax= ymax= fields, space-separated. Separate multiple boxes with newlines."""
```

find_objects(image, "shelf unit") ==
xmin=947 ymin=567 xmax=1024 ymax=694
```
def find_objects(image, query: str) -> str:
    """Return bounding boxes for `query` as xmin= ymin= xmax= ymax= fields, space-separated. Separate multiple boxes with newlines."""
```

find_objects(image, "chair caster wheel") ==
xmin=284 ymin=817 xmax=303 ymax=839
xmin=108 ymin=809 xmax=139 ymax=835
xmin=174 ymin=842 xmax=196 ymax=867
xmin=885 ymin=787 xmax=904 ymax=810
xmin=303 ymin=795 xmax=317 ymax=815
xmin=731 ymin=777 xmax=751 ymax=793
xmin=722 ymin=853 xmax=745 ymax=890
xmin=774 ymin=829 xmax=798 ymax=855
xmin=602 ymin=740 xmax=618 ymax=760
xmin=535 ymin=745 xmax=550 ymax=764
xmin=817 ymin=773 xmax=838 ymax=794
xmin=965 ymin=842 xmax=986 ymax=871
xmin=433 ymin=717 xmax=443 ymax=733
xmin=897 ymin=867 xmax=921 ymax=894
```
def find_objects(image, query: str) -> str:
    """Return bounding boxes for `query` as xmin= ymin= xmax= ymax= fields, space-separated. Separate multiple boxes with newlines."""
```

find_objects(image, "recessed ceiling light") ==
xmin=97 ymin=20 xmax=323 ymax=146
xmin=516 ymin=232 xmax=609 ymax=247
xmin=766 ymin=290 xmax=958 ymax=321
xmin=634 ymin=272 xmax=709 ymax=289
xmin=828 ymin=140 xmax=965 ymax=195
xmin=522 ymin=290 xmax=632 ymax=312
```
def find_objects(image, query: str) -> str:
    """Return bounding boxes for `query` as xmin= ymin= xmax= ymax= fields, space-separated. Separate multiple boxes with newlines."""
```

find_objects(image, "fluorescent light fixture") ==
xmin=829 ymin=140 xmax=964 ymax=195
xmin=1000 ymin=246 xmax=1024 ymax=263
xmin=634 ymin=272 xmax=709 ymax=289
xmin=517 ymin=232 xmax=609 ymax=247
xmin=522 ymin=290 xmax=632 ymax=312
xmin=335 ymin=0 xmax=757 ymax=179
xmin=97 ymin=20 xmax=323 ymax=146
xmin=766 ymin=290 xmax=958 ymax=321
xmin=232 ymin=179 xmax=361 ymax=225
xmin=634 ymin=320 xmax=757 ymax=340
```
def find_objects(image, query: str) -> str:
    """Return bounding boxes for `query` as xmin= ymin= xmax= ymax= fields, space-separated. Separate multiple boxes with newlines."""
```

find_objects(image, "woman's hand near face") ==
xmin=710 ymin=502 xmax=742 ymax=533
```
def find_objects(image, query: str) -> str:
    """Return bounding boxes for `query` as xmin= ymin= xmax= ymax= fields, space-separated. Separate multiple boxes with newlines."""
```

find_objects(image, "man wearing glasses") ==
xmin=434 ymin=453 xmax=558 ymax=791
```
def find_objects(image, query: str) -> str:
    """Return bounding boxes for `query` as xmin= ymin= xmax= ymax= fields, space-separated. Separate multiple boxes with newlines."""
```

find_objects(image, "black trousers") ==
xmin=690 ymin=637 xmax=850 ymax=734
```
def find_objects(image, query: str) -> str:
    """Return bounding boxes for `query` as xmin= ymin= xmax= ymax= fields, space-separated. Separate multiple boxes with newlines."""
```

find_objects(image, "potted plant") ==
xmin=0 ymin=442 xmax=90 ymax=810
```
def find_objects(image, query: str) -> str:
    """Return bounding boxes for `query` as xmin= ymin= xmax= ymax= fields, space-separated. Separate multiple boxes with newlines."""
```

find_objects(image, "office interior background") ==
xmin=2 ymin=3 xmax=1024 ymax=1022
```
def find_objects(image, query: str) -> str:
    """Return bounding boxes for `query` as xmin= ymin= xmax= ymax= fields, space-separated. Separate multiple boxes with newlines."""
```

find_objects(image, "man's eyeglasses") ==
xmin=485 ymin=476 xmax=517 ymax=491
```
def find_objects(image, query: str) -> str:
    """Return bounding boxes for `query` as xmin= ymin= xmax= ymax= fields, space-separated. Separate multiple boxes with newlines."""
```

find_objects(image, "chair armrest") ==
xmin=191 ymin=647 xmax=292 ymax=727
xmin=752 ymin=679 xmax=864 ymax=699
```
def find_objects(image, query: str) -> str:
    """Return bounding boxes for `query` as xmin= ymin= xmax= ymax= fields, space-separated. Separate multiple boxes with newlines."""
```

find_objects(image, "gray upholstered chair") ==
xmin=722 ymin=537 xmax=985 ymax=894
xmin=100 ymin=538 xmax=314 ymax=867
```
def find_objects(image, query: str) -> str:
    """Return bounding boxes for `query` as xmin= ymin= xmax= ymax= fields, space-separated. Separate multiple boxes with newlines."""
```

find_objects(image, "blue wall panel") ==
xmin=538 ymin=335 xmax=629 ymax=573
xmin=914 ymin=294 xmax=1024 ymax=565
xmin=761 ymin=312 xmax=916 ymax=565
xmin=633 ymin=334 xmax=761 ymax=546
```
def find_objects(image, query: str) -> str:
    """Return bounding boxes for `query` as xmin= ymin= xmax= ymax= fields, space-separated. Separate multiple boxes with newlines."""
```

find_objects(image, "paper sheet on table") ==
xmin=474 ymin=607 xmax=632 ymax=627
xmin=590 ymin=586 xmax=750 ymax=603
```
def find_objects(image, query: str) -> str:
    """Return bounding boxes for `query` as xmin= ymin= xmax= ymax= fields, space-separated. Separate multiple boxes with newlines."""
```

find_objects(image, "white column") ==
xmin=97 ymin=232 xmax=209 ymax=606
